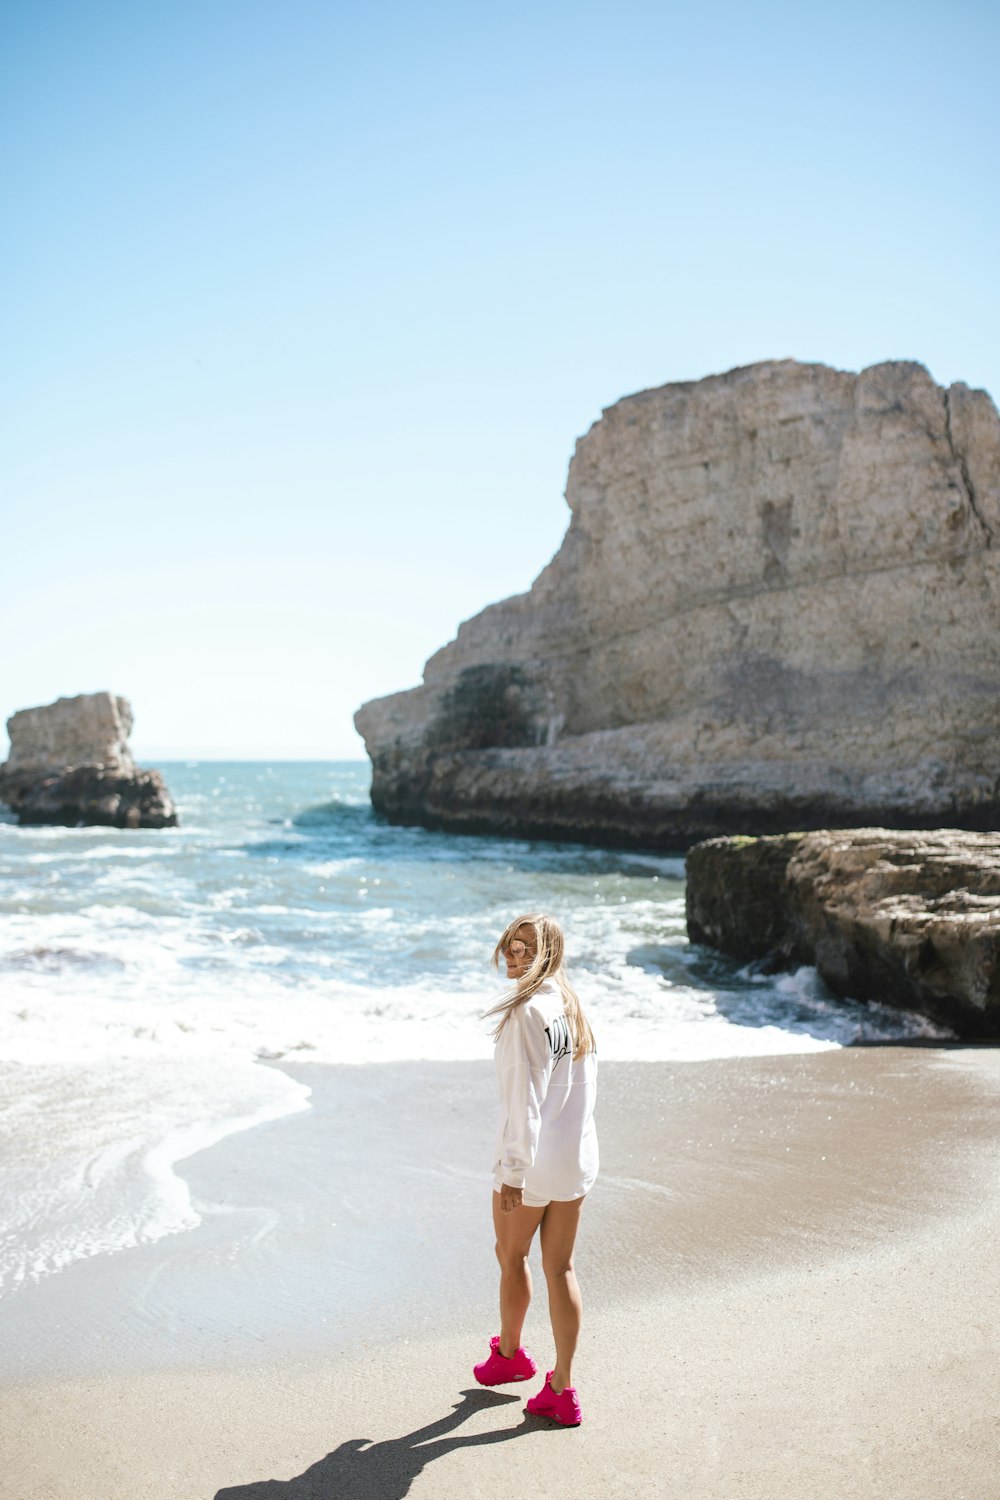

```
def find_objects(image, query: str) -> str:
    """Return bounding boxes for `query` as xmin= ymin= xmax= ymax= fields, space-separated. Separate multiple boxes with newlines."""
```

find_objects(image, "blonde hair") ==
xmin=483 ymin=912 xmax=596 ymax=1061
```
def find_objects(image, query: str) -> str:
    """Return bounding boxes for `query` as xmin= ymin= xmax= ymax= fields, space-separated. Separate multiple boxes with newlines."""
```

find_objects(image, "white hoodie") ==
xmin=492 ymin=977 xmax=599 ymax=1202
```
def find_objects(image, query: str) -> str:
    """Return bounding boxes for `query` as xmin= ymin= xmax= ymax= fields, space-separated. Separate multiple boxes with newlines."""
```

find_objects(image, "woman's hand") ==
xmin=500 ymin=1183 xmax=524 ymax=1214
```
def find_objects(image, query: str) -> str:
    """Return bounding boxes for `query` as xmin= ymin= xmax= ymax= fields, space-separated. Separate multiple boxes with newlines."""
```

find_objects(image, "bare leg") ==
xmin=491 ymin=1191 xmax=546 ymax=1357
xmin=539 ymin=1195 xmax=587 ymax=1392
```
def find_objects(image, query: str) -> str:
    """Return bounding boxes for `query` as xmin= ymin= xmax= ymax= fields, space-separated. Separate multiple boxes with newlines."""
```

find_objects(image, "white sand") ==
xmin=2 ymin=1046 xmax=999 ymax=1499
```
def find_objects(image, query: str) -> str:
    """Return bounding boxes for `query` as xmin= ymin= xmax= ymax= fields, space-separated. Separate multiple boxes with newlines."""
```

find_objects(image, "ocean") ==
xmin=0 ymin=759 xmax=948 ymax=1299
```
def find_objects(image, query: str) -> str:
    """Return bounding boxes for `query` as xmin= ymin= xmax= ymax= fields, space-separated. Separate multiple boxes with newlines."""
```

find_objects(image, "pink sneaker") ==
xmin=473 ymin=1335 xmax=537 ymax=1386
xmin=526 ymin=1371 xmax=583 ymax=1425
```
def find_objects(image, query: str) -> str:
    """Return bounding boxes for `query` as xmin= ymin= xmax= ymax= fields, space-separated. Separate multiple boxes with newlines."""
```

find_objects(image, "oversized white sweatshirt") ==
xmin=492 ymin=977 xmax=599 ymax=1202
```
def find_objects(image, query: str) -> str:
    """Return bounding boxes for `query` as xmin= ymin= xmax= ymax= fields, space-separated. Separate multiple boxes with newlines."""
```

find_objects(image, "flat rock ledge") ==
xmin=685 ymin=828 xmax=1000 ymax=1036
xmin=0 ymin=692 xmax=177 ymax=829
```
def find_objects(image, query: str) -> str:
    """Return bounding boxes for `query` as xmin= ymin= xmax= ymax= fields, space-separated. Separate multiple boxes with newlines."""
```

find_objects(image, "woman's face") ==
xmin=502 ymin=924 xmax=537 ymax=979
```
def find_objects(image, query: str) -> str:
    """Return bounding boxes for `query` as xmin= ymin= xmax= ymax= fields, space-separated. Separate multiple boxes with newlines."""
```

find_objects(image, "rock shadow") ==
xmin=629 ymin=940 xmax=963 ymax=1046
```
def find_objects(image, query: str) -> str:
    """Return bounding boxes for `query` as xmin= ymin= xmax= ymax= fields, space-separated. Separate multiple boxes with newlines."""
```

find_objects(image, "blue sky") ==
xmin=3 ymin=0 xmax=997 ymax=759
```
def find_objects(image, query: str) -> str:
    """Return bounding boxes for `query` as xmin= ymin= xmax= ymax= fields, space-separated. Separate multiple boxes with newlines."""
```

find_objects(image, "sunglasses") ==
xmin=501 ymin=938 xmax=536 ymax=958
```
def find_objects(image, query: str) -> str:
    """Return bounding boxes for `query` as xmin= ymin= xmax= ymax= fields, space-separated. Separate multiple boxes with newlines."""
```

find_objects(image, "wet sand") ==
xmin=2 ymin=1046 xmax=1000 ymax=1498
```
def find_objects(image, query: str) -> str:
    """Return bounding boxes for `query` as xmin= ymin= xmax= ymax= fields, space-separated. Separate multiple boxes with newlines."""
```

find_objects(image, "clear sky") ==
xmin=3 ymin=0 xmax=997 ymax=760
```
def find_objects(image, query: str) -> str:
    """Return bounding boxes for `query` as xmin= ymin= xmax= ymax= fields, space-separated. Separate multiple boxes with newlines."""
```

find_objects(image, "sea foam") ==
xmin=0 ymin=760 xmax=951 ymax=1296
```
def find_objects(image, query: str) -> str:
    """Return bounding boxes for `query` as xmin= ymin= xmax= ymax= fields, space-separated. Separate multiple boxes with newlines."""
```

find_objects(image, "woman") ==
xmin=472 ymin=913 xmax=598 ymax=1427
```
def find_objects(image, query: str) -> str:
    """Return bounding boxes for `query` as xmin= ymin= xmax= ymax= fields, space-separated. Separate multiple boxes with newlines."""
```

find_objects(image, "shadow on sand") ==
xmin=215 ymin=1387 xmax=555 ymax=1499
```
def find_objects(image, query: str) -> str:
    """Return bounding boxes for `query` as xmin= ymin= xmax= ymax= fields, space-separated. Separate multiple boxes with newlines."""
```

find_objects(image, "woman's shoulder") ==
xmin=522 ymin=979 xmax=562 ymax=1022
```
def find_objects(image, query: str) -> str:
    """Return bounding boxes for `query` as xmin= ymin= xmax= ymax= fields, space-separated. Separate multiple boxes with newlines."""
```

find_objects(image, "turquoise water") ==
xmin=0 ymin=759 xmax=944 ymax=1295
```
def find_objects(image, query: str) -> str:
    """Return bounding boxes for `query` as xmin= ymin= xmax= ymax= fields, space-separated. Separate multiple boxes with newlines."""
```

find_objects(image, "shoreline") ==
xmin=3 ymin=1046 xmax=1000 ymax=1497
xmin=3 ymin=1047 xmax=999 ymax=1379
xmin=0 ymin=1056 xmax=314 ymax=1301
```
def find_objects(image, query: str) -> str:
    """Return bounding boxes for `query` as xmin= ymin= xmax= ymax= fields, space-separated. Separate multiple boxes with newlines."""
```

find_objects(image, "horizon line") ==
xmin=131 ymin=754 xmax=371 ymax=764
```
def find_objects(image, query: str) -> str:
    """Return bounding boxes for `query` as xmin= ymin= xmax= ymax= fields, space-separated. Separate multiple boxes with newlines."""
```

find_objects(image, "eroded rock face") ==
xmin=355 ymin=358 xmax=1000 ymax=848
xmin=0 ymin=693 xmax=178 ymax=828
xmin=685 ymin=829 xmax=1000 ymax=1035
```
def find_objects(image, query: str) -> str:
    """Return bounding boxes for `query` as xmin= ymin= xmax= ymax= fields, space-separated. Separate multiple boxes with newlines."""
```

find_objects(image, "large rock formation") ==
xmin=685 ymin=829 xmax=1000 ymax=1036
xmin=356 ymin=359 xmax=1000 ymax=848
xmin=0 ymin=693 xmax=178 ymax=828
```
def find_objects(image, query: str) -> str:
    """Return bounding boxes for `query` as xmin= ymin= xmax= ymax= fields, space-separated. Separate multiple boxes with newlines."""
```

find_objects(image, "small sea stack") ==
xmin=0 ymin=691 xmax=178 ymax=829
xmin=685 ymin=828 xmax=1000 ymax=1037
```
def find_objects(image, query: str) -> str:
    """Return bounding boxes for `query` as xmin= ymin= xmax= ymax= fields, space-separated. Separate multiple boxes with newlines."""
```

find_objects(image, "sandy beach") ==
xmin=3 ymin=1045 xmax=1000 ymax=1499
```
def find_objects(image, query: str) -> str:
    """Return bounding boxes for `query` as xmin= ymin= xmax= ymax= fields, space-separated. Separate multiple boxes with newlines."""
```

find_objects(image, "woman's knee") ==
xmin=496 ymin=1242 xmax=531 ymax=1274
xmin=542 ymin=1251 xmax=575 ymax=1281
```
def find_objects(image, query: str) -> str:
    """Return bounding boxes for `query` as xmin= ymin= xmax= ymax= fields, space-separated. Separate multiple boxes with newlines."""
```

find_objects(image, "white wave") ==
xmin=0 ymin=758 xmax=948 ymax=1305
xmin=23 ymin=846 xmax=182 ymax=864
xmin=0 ymin=1056 xmax=310 ymax=1297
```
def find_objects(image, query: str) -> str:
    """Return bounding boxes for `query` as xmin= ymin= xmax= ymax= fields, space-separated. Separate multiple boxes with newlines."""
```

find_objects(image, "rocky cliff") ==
xmin=0 ymin=692 xmax=178 ymax=828
xmin=685 ymin=829 xmax=1000 ymax=1036
xmin=355 ymin=359 xmax=1000 ymax=848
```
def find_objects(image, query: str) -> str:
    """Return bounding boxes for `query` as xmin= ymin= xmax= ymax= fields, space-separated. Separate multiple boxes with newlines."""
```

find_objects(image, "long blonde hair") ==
xmin=483 ymin=912 xmax=596 ymax=1061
